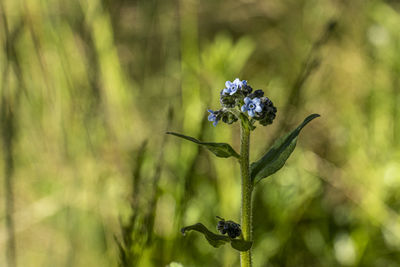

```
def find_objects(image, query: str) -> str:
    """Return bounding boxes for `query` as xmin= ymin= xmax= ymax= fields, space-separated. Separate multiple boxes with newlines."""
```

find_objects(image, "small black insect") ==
xmin=216 ymin=216 xmax=241 ymax=238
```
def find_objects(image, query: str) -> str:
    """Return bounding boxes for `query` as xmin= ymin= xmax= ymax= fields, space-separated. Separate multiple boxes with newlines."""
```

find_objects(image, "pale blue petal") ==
xmin=241 ymin=105 xmax=247 ymax=112
xmin=244 ymin=97 xmax=250 ymax=104
xmin=248 ymin=110 xmax=255 ymax=117
xmin=225 ymin=81 xmax=232 ymax=88
xmin=255 ymin=105 xmax=262 ymax=112
xmin=229 ymin=87 xmax=238 ymax=95
xmin=253 ymin=98 xmax=261 ymax=104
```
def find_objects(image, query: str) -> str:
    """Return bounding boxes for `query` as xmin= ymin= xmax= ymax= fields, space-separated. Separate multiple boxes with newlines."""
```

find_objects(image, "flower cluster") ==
xmin=207 ymin=78 xmax=277 ymax=128
xmin=216 ymin=216 xmax=241 ymax=239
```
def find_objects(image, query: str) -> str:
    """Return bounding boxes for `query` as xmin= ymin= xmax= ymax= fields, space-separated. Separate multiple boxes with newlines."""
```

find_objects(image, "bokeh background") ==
xmin=1 ymin=0 xmax=400 ymax=266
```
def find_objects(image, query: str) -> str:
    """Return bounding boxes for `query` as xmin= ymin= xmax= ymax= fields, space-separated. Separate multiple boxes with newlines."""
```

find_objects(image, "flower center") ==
xmin=249 ymin=104 xmax=255 ymax=109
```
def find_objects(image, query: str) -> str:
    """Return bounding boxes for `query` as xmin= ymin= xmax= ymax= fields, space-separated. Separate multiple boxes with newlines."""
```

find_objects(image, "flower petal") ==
xmin=248 ymin=110 xmax=255 ymax=117
xmin=241 ymin=105 xmax=247 ymax=112
xmin=225 ymin=81 xmax=232 ymax=88
xmin=255 ymin=105 xmax=262 ymax=112
xmin=244 ymin=97 xmax=250 ymax=104
xmin=253 ymin=98 xmax=261 ymax=104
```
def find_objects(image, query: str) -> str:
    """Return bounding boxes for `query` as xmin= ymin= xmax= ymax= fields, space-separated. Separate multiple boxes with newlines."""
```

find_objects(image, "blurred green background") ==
xmin=1 ymin=0 xmax=400 ymax=266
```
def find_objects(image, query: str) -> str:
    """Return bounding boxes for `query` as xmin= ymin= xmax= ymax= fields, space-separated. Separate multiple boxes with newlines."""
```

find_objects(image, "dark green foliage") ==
xmin=166 ymin=132 xmax=240 ymax=159
xmin=181 ymin=223 xmax=252 ymax=252
xmin=250 ymin=114 xmax=320 ymax=184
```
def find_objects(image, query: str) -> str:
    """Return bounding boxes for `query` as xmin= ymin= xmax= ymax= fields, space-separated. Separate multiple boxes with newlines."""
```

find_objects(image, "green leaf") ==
xmin=166 ymin=132 xmax=240 ymax=159
xmin=181 ymin=223 xmax=252 ymax=252
xmin=231 ymin=239 xmax=253 ymax=251
xmin=181 ymin=223 xmax=229 ymax=248
xmin=250 ymin=114 xmax=320 ymax=184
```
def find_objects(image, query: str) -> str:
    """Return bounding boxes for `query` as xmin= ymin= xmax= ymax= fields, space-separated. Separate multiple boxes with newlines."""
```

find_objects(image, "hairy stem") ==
xmin=240 ymin=122 xmax=252 ymax=267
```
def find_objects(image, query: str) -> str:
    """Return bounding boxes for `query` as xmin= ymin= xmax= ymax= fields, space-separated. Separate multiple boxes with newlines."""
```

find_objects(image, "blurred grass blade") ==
xmin=166 ymin=132 xmax=240 ymax=158
xmin=250 ymin=114 xmax=320 ymax=184
xmin=132 ymin=140 xmax=147 ymax=201
xmin=181 ymin=223 xmax=252 ymax=251
xmin=114 ymin=235 xmax=128 ymax=267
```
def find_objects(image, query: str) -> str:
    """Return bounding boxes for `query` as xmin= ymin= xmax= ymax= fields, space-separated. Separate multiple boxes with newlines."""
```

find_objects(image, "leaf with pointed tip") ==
xmin=181 ymin=223 xmax=252 ymax=251
xmin=166 ymin=132 xmax=240 ymax=159
xmin=181 ymin=223 xmax=229 ymax=248
xmin=250 ymin=114 xmax=320 ymax=184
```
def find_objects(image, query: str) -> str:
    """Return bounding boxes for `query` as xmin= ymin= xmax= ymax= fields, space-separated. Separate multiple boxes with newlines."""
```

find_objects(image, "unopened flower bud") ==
xmin=248 ymin=89 xmax=264 ymax=98
xmin=220 ymin=90 xmax=236 ymax=108
xmin=258 ymin=97 xmax=277 ymax=126
xmin=221 ymin=111 xmax=238 ymax=124
xmin=240 ymin=84 xmax=253 ymax=96
xmin=216 ymin=216 xmax=241 ymax=239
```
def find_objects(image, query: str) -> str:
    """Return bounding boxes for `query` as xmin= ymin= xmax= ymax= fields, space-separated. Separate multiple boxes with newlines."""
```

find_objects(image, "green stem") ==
xmin=240 ymin=121 xmax=252 ymax=267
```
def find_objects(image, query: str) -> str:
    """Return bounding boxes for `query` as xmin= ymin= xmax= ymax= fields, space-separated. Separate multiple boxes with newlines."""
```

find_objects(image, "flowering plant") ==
xmin=167 ymin=79 xmax=319 ymax=267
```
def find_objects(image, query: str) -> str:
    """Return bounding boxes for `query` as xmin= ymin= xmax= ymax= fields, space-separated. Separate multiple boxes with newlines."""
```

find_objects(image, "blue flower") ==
xmin=241 ymin=97 xmax=262 ymax=117
xmin=222 ymin=78 xmax=247 ymax=95
xmin=207 ymin=109 xmax=220 ymax=126
xmin=233 ymin=78 xmax=247 ymax=88
xmin=222 ymin=82 xmax=238 ymax=95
